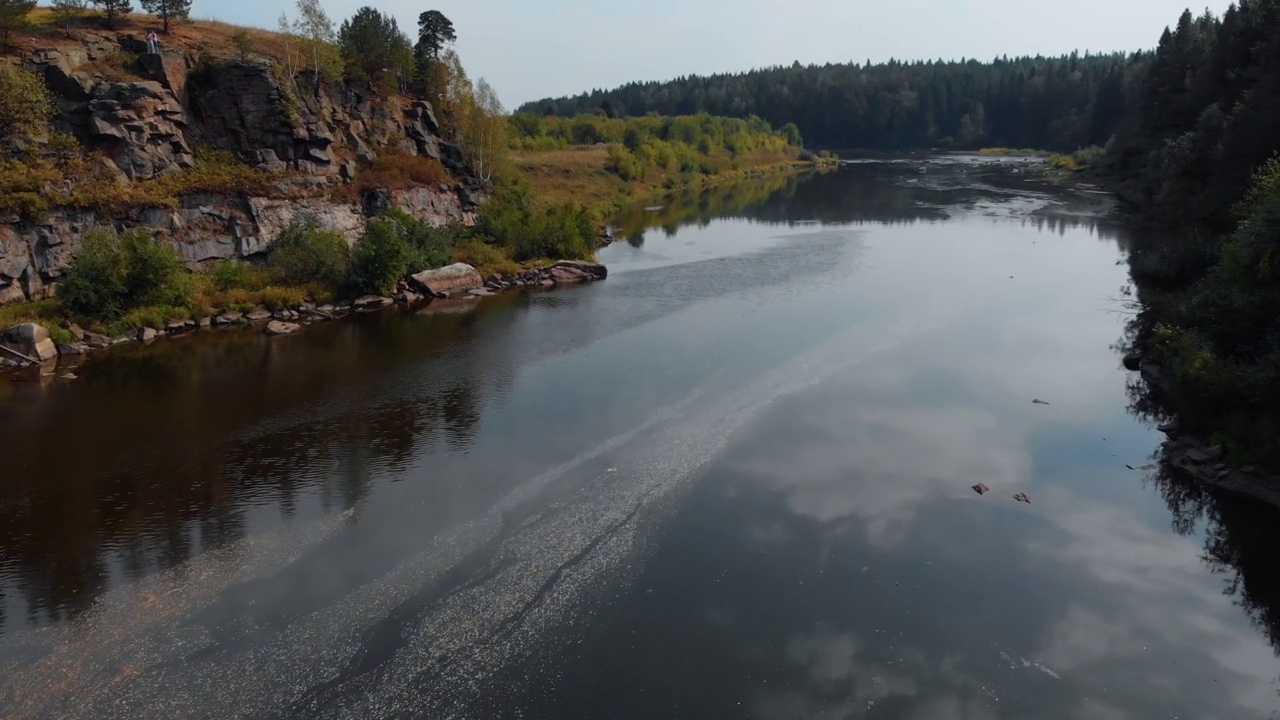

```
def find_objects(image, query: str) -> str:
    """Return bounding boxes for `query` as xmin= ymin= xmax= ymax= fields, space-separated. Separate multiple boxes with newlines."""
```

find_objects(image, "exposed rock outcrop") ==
xmin=2 ymin=33 xmax=486 ymax=305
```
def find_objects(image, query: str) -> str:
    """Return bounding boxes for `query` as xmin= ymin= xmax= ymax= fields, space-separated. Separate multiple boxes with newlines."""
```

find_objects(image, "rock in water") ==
xmin=548 ymin=260 xmax=608 ymax=283
xmin=353 ymin=295 xmax=393 ymax=309
xmin=410 ymin=263 xmax=483 ymax=297
xmin=2 ymin=322 xmax=57 ymax=362
xmin=137 ymin=327 xmax=158 ymax=343
xmin=265 ymin=321 xmax=300 ymax=336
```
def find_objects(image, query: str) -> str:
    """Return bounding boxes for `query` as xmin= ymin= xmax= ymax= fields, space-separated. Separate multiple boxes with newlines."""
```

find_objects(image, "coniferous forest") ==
xmin=519 ymin=53 xmax=1139 ymax=151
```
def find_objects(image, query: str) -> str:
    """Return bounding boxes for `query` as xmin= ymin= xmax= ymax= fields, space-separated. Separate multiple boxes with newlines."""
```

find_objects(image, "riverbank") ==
xmin=510 ymin=145 xmax=838 ymax=214
xmin=0 ymin=258 xmax=608 ymax=376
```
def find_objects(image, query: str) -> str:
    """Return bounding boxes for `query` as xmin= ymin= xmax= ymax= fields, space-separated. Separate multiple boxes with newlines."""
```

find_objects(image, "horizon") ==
xmin=70 ymin=0 xmax=1236 ymax=110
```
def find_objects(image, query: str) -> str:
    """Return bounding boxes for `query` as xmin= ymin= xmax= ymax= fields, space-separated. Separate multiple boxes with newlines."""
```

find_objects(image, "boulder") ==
xmin=56 ymin=342 xmax=88 ymax=356
xmin=551 ymin=260 xmax=608 ymax=280
xmin=246 ymin=307 xmax=273 ymax=321
xmin=353 ymin=295 xmax=393 ymax=309
xmin=2 ymin=323 xmax=58 ymax=362
xmin=137 ymin=327 xmax=158 ymax=343
xmin=410 ymin=263 xmax=483 ymax=297
xmin=214 ymin=310 xmax=243 ymax=325
xmin=84 ymin=331 xmax=112 ymax=349
xmin=265 ymin=320 xmax=300 ymax=336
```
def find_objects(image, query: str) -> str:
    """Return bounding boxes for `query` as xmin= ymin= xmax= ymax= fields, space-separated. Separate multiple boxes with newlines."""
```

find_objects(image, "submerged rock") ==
xmin=265 ymin=320 xmax=300 ymax=336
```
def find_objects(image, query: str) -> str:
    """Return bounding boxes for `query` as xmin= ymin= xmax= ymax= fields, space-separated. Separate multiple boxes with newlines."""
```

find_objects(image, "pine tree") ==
xmin=338 ymin=7 xmax=413 ymax=92
xmin=91 ymin=0 xmax=131 ymax=29
xmin=139 ymin=0 xmax=190 ymax=33
xmin=415 ymin=10 xmax=455 ymax=63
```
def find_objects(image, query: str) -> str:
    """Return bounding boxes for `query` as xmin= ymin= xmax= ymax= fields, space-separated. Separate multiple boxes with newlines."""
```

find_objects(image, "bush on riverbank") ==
xmin=266 ymin=218 xmax=352 ymax=290
xmin=474 ymin=179 xmax=597 ymax=263
xmin=352 ymin=218 xmax=417 ymax=295
xmin=7 ymin=188 xmax=601 ymax=336
xmin=59 ymin=228 xmax=193 ymax=322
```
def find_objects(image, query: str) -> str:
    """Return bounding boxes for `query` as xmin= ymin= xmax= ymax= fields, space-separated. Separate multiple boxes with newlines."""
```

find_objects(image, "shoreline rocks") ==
xmin=1129 ymin=353 xmax=1280 ymax=506
xmin=0 ymin=259 xmax=609 ymax=378
xmin=1 ymin=323 xmax=58 ymax=363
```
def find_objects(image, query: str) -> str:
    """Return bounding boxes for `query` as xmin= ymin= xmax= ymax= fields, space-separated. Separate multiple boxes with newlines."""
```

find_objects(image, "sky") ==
xmin=208 ymin=0 xmax=1234 ymax=110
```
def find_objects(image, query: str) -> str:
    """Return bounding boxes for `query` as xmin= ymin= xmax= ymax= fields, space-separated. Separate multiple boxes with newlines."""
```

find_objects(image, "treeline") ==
xmin=518 ymin=54 xmax=1142 ymax=151
xmin=1109 ymin=2 xmax=1280 ymax=465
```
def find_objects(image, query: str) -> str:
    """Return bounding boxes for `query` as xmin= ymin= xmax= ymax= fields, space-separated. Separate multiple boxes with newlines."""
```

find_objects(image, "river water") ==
xmin=1 ymin=157 xmax=1278 ymax=719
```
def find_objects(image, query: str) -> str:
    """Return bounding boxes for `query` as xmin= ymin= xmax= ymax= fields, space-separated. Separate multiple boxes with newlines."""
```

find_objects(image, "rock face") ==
xmin=2 ymin=323 xmax=57 ymax=362
xmin=410 ymin=263 xmax=484 ymax=297
xmin=1 ymin=33 xmax=486 ymax=305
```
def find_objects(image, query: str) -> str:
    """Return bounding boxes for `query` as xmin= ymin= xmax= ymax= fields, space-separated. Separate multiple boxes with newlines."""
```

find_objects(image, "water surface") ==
xmin=1 ymin=158 xmax=1276 ymax=719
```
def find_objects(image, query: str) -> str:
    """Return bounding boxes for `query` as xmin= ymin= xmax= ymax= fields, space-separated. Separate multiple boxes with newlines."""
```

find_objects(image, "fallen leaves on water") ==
xmin=1032 ymin=399 xmax=1051 ymax=405
xmin=1013 ymin=492 xmax=1032 ymax=504
xmin=1126 ymin=464 xmax=1157 ymax=471
xmin=972 ymin=483 xmax=990 ymax=495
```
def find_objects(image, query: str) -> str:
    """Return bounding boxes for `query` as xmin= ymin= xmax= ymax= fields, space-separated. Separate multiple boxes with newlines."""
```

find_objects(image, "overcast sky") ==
xmin=211 ymin=0 xmax=1232 ymax=109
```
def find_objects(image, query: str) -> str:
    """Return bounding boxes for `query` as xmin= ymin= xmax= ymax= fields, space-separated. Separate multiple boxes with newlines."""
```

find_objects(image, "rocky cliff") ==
xmin=0 ymin=31 xmax=483 ymax=305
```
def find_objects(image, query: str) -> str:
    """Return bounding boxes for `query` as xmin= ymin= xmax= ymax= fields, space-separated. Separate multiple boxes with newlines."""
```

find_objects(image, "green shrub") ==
xmin=351 ymin=218 xmax=414 ymax=295
xmin=258 ymin=285 xmax=307 ymax=311
xmin=607 ymin=143 xmax=645 ymax=181
xmin=475 ymin=183 xmax=597 ymax=262
xmin=121 ymin=305 xmax=189 ymax=330
xmin=60 ymin=228 xmax=191 ymax=322
xmin=453 ymin=238 xmax=519 ymax=276
xmin=267 ymin=218 xmax=352 ymax=290
xmin=380 ymin=207 xmax=461 ymax=271
xmin=0 ymin=63 xmax=54 ymax=138
xmin=212 ymin=259 xmax=255 ymax=291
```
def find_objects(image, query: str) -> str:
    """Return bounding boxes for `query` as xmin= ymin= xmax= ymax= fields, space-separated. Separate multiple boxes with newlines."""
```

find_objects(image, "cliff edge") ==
xmin=1 ymin=26 xmax=483 ymax=305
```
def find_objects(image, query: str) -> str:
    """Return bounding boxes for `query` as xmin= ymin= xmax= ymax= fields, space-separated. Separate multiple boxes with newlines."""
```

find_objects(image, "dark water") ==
xmin=2 ymin=157 xmax=1278 ymax=719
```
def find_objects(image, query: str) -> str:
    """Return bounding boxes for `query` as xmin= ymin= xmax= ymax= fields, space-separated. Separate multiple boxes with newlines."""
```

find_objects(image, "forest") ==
xmin=518 ymin=53 xmax=1142 ymax=151
xmin=1106 ymin=2 xmax=1280 ymax=467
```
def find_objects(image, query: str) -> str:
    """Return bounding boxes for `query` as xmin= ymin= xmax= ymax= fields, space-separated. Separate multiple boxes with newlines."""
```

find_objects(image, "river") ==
xmin=1 ymin=156 xmax=1278 ymax=719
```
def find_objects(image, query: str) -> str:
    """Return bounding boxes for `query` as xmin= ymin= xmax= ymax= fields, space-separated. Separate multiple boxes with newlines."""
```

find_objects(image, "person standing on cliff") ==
xmin=146 ymin=31 xmax=159 ymax=54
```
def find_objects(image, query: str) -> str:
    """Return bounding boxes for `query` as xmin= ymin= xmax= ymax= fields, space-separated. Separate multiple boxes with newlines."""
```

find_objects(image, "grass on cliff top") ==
xmin=511 ymin=145 xmax=813 ymax=212
xmin=4 ymin=9 xmax=294 ymax=64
